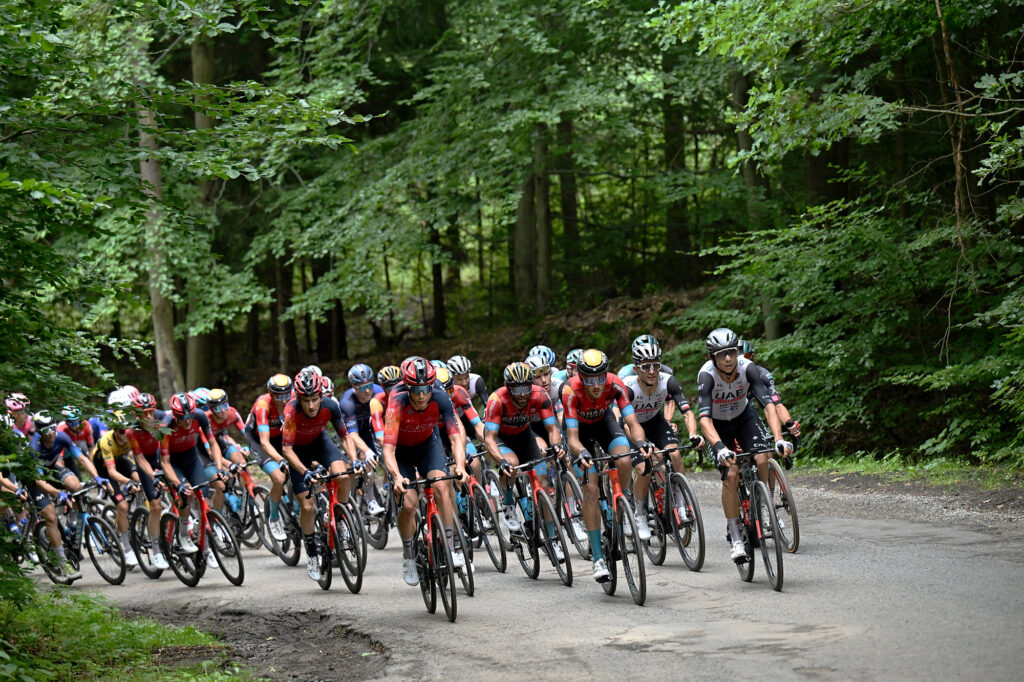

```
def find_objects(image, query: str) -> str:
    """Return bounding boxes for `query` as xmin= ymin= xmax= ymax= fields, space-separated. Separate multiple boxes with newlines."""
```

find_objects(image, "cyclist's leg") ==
xmin=735 ymin=405 xmax=774 ymax=482
xmin=574 ymin=423 xmax=604 ymax=559
xmin=137 ymin=460 xmax=164 ymax=549
xmin=646 ymin=413 xmax=681 ymax=472
xmin=320 ymin=434 xmax=353 ymax=502
xmin=30 ymin=484 xmax=62 ymax=550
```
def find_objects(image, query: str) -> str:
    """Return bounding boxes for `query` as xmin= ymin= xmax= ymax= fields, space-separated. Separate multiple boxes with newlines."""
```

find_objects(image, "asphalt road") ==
xmin=84 ymin=476 xmax=1024 ymax=681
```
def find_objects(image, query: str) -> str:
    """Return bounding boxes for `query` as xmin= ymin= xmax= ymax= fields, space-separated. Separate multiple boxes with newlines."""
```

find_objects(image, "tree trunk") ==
xmin=275 ymin=258 xmax=296 ymax=368
xmin=534 ymin=125 xmax=551 ymax=315
xmin=663 ymin=52 xmax=695 ymax=285
xmin=246 ymin=302 xmax=260 ymax=366
xmin=556 ymin=117 xmax=579 ymax=270
xmin=445 ymin=214 xmax=461 ymax=332
xmin=333 ymin=302 xmax=348 ymax=360
xmin=513 ymin=174 xmax=536 ymax=307
xmin=429 ymin=224 xmax=446 ymax=338
xmin=313 ymin=258 xmax=331 ymax=361
xmin=300 ymin=259 xmax=314 ymax=355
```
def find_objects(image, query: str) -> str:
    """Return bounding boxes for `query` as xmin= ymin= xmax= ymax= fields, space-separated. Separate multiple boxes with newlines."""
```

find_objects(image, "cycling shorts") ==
xmin=246 ymin=430 xmax=284 ymax=475
xmin=287 ymin=433 xmax=347 ymax=495
xmin=395 ymin=432 xmax=449 ymax=482
xmin=638 ymin=412 xmax=679 ymax=450
xmin=712 ymin=403 xmax=772 ymax=454
xmin=136 ymin=454 xmax=163 ymax=502
xmin=215 ymin=434 xmax=242 ymax=459
xmin=168 ymin=446 xmax=211 ymax=492
xmin=575 ymin=411 xmax=631 ymax=454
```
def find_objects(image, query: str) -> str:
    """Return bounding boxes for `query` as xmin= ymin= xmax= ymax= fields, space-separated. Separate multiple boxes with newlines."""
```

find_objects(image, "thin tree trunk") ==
xmin=556 ymin=117 xmax=579 ymax=270
xmin=534 ymin=125 xmax=551 ymax=315
xmin=664 ymin=52 xmax=696 ymax=285
xmin=429 ymin=224 xmax=446 ymax=338
xmin=334 ymin=301 xmax=348 ymax=360
xmin=246 ymin=303 xmax=260 ymax=366
xmin=275 ymin=258 xmax=296 ymax=368
xmin=513 ymin=174 xmax=536 ymax=307
xmin=300 ymin=259 xmax=313 ymax=355
xmin=313 ymin=258 xmax=331 ymax=361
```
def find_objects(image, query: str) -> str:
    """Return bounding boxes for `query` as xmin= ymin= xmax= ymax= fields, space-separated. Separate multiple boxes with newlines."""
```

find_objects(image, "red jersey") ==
xmin=383 ymin=387 xmax=460 ymax=448
xmin=484 ymin=386 xmax=556 ymax=436
xmin=58 ymin=420 xmax=94 ymax=450
xmin=206 ymin=406 xmax=245 ymax=437
xmin=128 ymin=425 xmax=163 ymax=458
xmin=561 ymin=374 xmax=633 ymax=426
xmin=281 ymin=397 xmax=346 ymax=447
xmin=449 ymin=385 xmax=481 ymax=425
xmin=159 ymin=410 xmax=213 ymax=456
xmin=246 ymin=393 xmax=285 ymax=438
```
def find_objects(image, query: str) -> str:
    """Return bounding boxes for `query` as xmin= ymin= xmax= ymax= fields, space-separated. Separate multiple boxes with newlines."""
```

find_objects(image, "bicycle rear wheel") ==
xmin=754 ymin=481 xmax=784 ymax=591
xmin=600 ymin=522 xmax=617 ymax=596
xmin=247 ymin=485 xmax=273 ymax=552
xmin=364 ymin=481 xmax=390 ymax=550
xmin=333 ymin=503 xmax=363 ymax=594
xmin=616 ymin=502 xmax=646 ymax=606
xmin=559 ymin=470 xmax=590 ymax=560
xmin=272 ymin=496 xmax=302 ymax=565
xmin=416 ymin=532 xmax=436 ymax=613
xmin=33 ymin=519 xmax=72 ymax=585
xmin=536 ymin=489 xmax=572 ymax=586
xmin=207 ymin=509 xmax=245 ymax=586
xmin=129 ymin=506 xmax=163 ymax=579
xmin=453 ymin=515 xmax=474 ymax=596
xmin=430 ymin=512 xmax=457 ymax=622
xmin=313 ymin=507 xmax=332 ymax=590
xmin=160 ymin=513 xmax=200 ymax=587
xmin=512 ymin=502 xmax=539 ymax=579
xmin=644 ymin=473 xmax=668 ymax=566
xmin=669 ymin=473 xmax=705 ymax=571
xmin=471 ymin=483 xmax=505 ymax=572
xmin=85 ymin=516 xmax=126 ymax=585
xmin=767 ymin=458 xmax=800 ymax=553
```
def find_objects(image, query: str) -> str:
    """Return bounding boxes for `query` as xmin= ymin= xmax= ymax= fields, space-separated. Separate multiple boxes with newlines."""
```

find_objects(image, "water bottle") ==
xmin=382 ymin=481 xmax=391 ymax=495
xmin=226 ymin=492 xmax=241 ymax=513
xmin=600 ymin=499 xmax=612 ymax=524
xmin=456 ymin=490 xmax=468 ymax=516
xmin=519 ymin=496 xmax=533 ymax=521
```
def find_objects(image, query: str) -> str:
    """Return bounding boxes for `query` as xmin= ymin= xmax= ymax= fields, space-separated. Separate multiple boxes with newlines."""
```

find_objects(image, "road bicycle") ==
xmin=34 ymin=481 xmax=126 ymax=586
xmin=550 ymin=452 xmax=589 ymax=561
xmin=505 ymin=451 xmax=573 ymax=586
xmin=767 ymin=430 xmax=800 ymax=553
xmin=159 ymin=481 xmax=245 ymax=587
xmin=305 ymin=467 xmax=363 ymax=593
xmin=222 ymin=459 xmax=273 ymax=551
xmin=643 ymin=443 xmax=705 ymax=570
xmin=726 ymin=450 xmax=784 ymax=591
xmin=405 ymin=473 xmax=461 ymax=622
xmin=454 ymin=449 xmax=505 ymax=573
xmin=127 ymin=475 xmax=165 ymax=579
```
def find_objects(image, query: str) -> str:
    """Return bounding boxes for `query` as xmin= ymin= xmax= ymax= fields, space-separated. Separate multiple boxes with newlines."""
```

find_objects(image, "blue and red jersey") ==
xmin=282 ymin=397 xmax=346 ymax=447
xmin=561 ymin=374 xmax=634 ymax=428
xmin=484 ymin=386 xmax=556 ymax=436
xmin=159 ymin=410 xmax=213 ymax=457
xmin=449 ymin=385 xmax=481 ymax=430
xmin=383 ymin=387 xmax=460 ymax=448
xmin=30 ymin=431 xmax=82 ymax=468
xmin=58 ymin=420 xmax=94 ymax=451
xmin=246 ymin=393 xmax=285 ymax=439
xmin=339 ymin=385 xmax=385 ymax=435
xmin=207 ymin=406 xmax=245 ymax=438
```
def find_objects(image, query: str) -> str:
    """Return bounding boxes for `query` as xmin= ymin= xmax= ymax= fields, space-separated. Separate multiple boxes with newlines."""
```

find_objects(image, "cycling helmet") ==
xmin=132 ymin=392 xmax=157 ymax=411
xmin=169 ymin=392 xmax=196 ymax=417
xmin=107 ymin=389 xmax=128 ymax=406
xmin=705 ymin=328 xmax=740 ymax=356
xmin=632 ymin=341 xmax=662 ymax=364
xmin=576 ymin=349 xmax=609 ymax=376
xmin=525 ymin=354 xmax=550 ymax=373
xmin=741 ymin=340 xmax=756 ymax=361
xmin=430 ymin=359 xmax=449 ymax=371
xmin=34 ymin=410 xmax=57 ymax=433
xmin=447 ymin=355 xmax=471 ymax=375
xmin=377 ymin=365 xmax=402 ymax=389
xmin=565 ymin=348 xmax=583 ymax=368
xmin=347 ymin=363 xmax=375 ymax=386
xmin=302 ymin=365 xmax=323 ymax=378
xmin=528 ymin=345 xmax=556 ymax=367
xmin=503 ymin=362 xmax=532 ymax=386
xmin=321 ymin=376 xmax=335 ymax=398
xmin=5 ymin=393 xmax=29 ymax=412
xmin=121 ymin=385 xmax=140 ymax=401
xmin=267 ymin=373 xmax=293 ymax=396
xmin=294 ymin=369 xmax=323 ymax=397
xmin=61 ymin=405 xmax=83 ymax=423
xmin=207 ymin=388 xmax=228 ymax=409
xmin=401 ymin=357 xmax=436 ymax=387
xmin=631 ymin=334 xmax=660 ymax=354
xmin=191 ymin=387 xmax=211 ymax=408
xmin=436 ymin=366 xmax=454 ymax=392
xmin=106 ymin=410 xmax=130 ymax=431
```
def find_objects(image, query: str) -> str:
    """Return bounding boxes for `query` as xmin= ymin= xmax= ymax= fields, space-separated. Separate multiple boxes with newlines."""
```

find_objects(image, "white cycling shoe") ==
xmin=367 ymin=499 xmax=385 ymax=517
xmin=123 ymin=547 xmax=139 ymax=568
xmin=502 ymin=507 xmax=523 ymax=533
xmin=451 ymin=548 xmax=466 ymax=570
xmin=268 ymin=517 xmax=287 ymax=541
xmin=402 ymin=557 xmax=419 ymax=586
xmin=151 ymin=551 xmax=170 ymax=570
xmin=730 ymin=539 xmax=747 ymax=563
xmin=634 ymin=511 xmax=652 ymax=541
xmin=178 ymin=536 xmax=199 ymax=554
xmin=306 ymin=554 xmax=321 ymax=581
xmin=592 ymin=557 xmax=610 ymax=582
xmin=205 ymin=549 xmax=219 ymax=570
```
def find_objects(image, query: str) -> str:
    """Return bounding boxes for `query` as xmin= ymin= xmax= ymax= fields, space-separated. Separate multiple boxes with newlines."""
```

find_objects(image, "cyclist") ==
xmin=280 ymin=368 xmax=358 ymax=582
xmin=90 ymin=411 xmax=141 ymax=567
xmin=57 ymin=406 xmax=95 ymax=453
xmin=205 ymin=389 xmax=250 ymax=469
xmin=243 ymin=374 xmax=293 ymax=542
xmin=448 ymin=355 xmax=488 ymax=412
xmin=370 ymin=365 xmax=402 ymax=444
xmin=617 ymin=334 xmax=675 ymax=378
xmin=382 ymin=357 xmax=468 ymax=586
xmin=562 ymin=350 xmax=654 ymax=582
xmin=741 ymin=340 xmax=801 ymax=438
xmin=7 ymin=393 xmax=34 ymax=437
xmin=551 ymin=348 xmax=582 ymax=393
xmin=126 ymin=392 xmax=170 ymax=569
xmin=160 ymin=392 xmax=225 ymax=566
xmin=529 ymin=344 xmax=559 ymax=373
xmin=697 ymin=328 xmax=792 ymax=562
xmin=621 ymin=339 xmax=704 ymax=484
xmin=482 ymin=363 xmax=563 ymax=553
xmin=436 ymin=366 xmax=486 ymax=480
xmin=338 ymin=363 xmax=386 ymax=516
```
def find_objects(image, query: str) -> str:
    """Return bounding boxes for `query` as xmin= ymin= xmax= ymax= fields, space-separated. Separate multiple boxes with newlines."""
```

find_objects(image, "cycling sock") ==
xmin=119 ymin=530 xmax=131 ymax=549
xmin=402 ymin=537 xmax=414 ymax=559
xmin=268 ymin=500 xmax=280 ymax=521
xmin=304 ymin=533 xmax=317 ymax=556
xmin=502 ymin=488 xmax=515 ymax=507
xmin=445 ymin=526 xmax=454 ymax=551
xmin=150 ymin=538 xmax=160 ymax=553
xmin=588 ymin=530 xmax=604 ymax=560
xmin=727 ymin=517 xmax=742 ymax=542
xmin=546 ymin=521 xmax=556 ymax=538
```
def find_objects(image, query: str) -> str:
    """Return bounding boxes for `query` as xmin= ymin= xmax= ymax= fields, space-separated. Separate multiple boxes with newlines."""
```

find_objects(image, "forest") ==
xmin=2 ymin=0 xmax=1023 ymax=465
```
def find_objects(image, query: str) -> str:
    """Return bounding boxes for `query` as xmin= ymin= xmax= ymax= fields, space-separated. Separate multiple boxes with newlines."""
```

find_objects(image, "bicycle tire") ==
xmin=273 ymin=496 xmax=302 ymax=566
xmin=536 ymin=489 xmax=572 ymax=586
xmin=512 ymin=502 xmax=539 ymax=579
xmin=33 ymin=519 xmax=72 ymax=585
xmin=160 ymin=513 xmax=200 ymax=587
xmin=471 ymin=482 xmax=506 ymax=572
xmin=247 ymin=484 xmax=273 ymax=553
xmin=616 ymin=502 xmax=646 ymax=606
xmin=669 ymin=472 xmax=705 ymax=571
xmin=453 ymin=514 xmax=474 ymax=596
xmin=559 ymin=470 xmax=590 ymax=560
xmin=644 ymin=475 xmax=668 ymax=566
xmin=735 ymin=500 xmax=755 ymax=582
xmin=430 ymin=512 xmax=457 ymax=622
xmin=416 ymin=531 xmax=436 ymax=614
xmin=344 ymin=498 xmax=369 ymax=574
xmin=600 ymin=522 xmax=618 ymax=596
xmin=364 ymin=481 xmax=390 ymax=550
xmin=333 ymin=503 xmax=363 ymax=594
xmin=206 ymin=509 xmax=245 ymax=586
xmin=85 ymin=516 xmax=127 ymax=585
xmin=767 ymin=458 xmax=800 ymax=553
xmin=129 ymin=506 xmax=163 ymax=579
xmin=754 ymin=480 xmax=784 ymax=591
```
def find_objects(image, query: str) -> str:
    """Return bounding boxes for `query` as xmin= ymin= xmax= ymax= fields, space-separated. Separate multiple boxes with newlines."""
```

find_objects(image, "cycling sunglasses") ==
xmin=212 ymin=403 xmax=230 ymax=413
xmin=638 ymin=362 xmax=661 ymax=373
xmin=509 ymin=384 xmax=531 ymax=396
xmin=713 ymin=348 xmax=739 ymax=359
xmin=65 ymin=419 xmax=82 ymax=428
xmin=530 ymin=364 xmax=551 ymax=377
xmin=354 ymin=382 xmax=374 ymax=393
xmin=408 ymin=384 xmax=432 ymax=396
xmin=580 ymin=374 xmax=607 ymax=386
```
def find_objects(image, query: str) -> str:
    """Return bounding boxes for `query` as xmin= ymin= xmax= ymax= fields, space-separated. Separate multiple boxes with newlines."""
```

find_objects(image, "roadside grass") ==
xmin=792 ymin=452 xmax=1024 ymax=491
xmin=0 ymin=589 xmax=261 ymax=681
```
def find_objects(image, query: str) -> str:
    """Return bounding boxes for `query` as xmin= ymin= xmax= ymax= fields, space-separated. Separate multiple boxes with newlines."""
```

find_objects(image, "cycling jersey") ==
xmin=207 ymin=406 xmax=245 ymax=438
xmin=617 ymin=362 xmax=675 ymax=379
xmin=383 ymin=387 xmax=460 ymax=448
xmin=14 ymin=417 xmax=34 ymax=437
xmin=338 ymin=384 xmax=384 ymax=436
xmin=484 ymin=386 xmax=556 ymax=436
xmin=622 ymin=372 xmax=691 ymax=424
xmin=246 ymin=393 xmax=285 ymax=438
xmin=90 ymin=430 xmax=134 ymax=477
xmin=58 ymin=420 xmax=94 ymax=451
xmin=561 ymin=374 xmax=634 ymax=428
xmin=88 ymin=416 xmax=106 ymax=438
xmin=754 ymin=364 xmax=782 ymax=406
xmin=465 ymin=373 xmax=488 ymax=402
xmin=29 ymin=432 xmax=82 ymax=468
xmin=695 ymin=357 xmax=773 ymax=422
xmin=159 ymin=410 xmax=213 ymax=457
xmin=128 ymin=422 xmax=163 ymax=459
xmin=281 ymin=397 xmax=346 ymax=447
xmin=449 ymin=385 xmax=482 ymax=432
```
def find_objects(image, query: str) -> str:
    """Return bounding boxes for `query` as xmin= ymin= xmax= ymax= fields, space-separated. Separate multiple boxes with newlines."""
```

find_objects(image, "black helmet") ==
xmin=577 ymin=349 xmax=609 ymax=376
xmin=705 ymin=328 xmax=740 ymax=356
xmin=503 ymin=362 xmax=532 ymax=386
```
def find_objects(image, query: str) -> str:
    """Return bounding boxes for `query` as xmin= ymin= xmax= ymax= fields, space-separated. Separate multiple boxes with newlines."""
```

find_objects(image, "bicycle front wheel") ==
xmin=33 ymin=519 xmax=72 ymax=585
xmin=453 ymin=515 xmax=474 ymax=596
xmin=130 ymin=506 xmax=163 ymax=579
xmin=471 ymin=482 xmax=505 ymax=572
xmin=85 ymin=516 xmax=126 ymax=585
xmin=669 ymin=472 xmax=705 ymax=571
xmin=616 ymin=502 xmax=646 ymax=606
xmin=159 ymin=513 xmax=200 ymax=587
xmin=560 ymin=470 xmax=591 ymax=560
xmin=333 ymin=503 xmax=363 ymax=594
xmin=416 ymin=531 xmax=436 ymax=613
xmin=536 ymin=489 xmax=572 ymax=586
xmin=430 ymin=512 xmax=457 ymax=622
xmin=207 ymin=509 xmax=245 ymax=586
xmin=753 ymin=481 xmax=784 ymax=591
xmin=644 ymin=474 xmax=667 ymax=566
xmin=768 ymin=458 xmax=800 ymax=553
xmin=364 ymin=481 xmax=390 ymax=550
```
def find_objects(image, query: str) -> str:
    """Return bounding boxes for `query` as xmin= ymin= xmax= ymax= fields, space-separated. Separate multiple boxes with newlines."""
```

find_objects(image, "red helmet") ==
xmin=294 ymin=368 xmax=323 ymax=398
xmin=401 ymin=356 xmax=436 ymax=387
xmin=320 ymin=375 xmax=335 ymax=398
xmin=132 ymin=392 xmax=157 ymax=411
xmin=169 ymin=392 xmax=196 ymax=417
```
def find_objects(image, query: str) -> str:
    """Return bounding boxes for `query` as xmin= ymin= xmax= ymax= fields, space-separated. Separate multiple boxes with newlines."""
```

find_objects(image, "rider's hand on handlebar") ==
xmin=229 ymin=462 xmax=241 ymax=474
xmin=498 ymin=459 xmax=513 ymax=477
xmin=712 ymin=444 xmax=735 ymax=467
xmin=689 ymin=434 xmax=705 ymax=450
xmin=575 ymin=448 xmax=593 ymax=470
xmin=394 ymin=477 xmax=411 ymax=495
xmin=775 ymin=439 xmax=794 ymax=457
xmin=784 ymin=419 xmax=801 ymax=438
xmin=302 ymin=469 xmax=317 ymax=487
xmin=57 ymin=491 xmax=70 ymax=506
xmin=454 ymin=466 xmax=469 ymax=484
xmin=176 ymin=482 xmax=192 ymax=496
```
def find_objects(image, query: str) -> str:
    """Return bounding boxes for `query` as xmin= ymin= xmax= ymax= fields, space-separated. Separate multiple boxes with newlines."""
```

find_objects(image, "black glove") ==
xmin=303 ymin=469 xmax=317 ymax=487
xmin=177 ymin=482 xmax=191 ymax=496
xmin=689 ymin=434 xmax=705 ymax=450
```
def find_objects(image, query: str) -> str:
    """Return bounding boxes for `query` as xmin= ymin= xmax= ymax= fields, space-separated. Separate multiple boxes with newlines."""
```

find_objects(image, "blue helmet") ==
xmin=347 ymin=363 xmax=374 ymax=385
xmin=528 ymin=345 xmax=556 ymax=367
xmin=430 ymin=359 xmax=449 ymax=371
